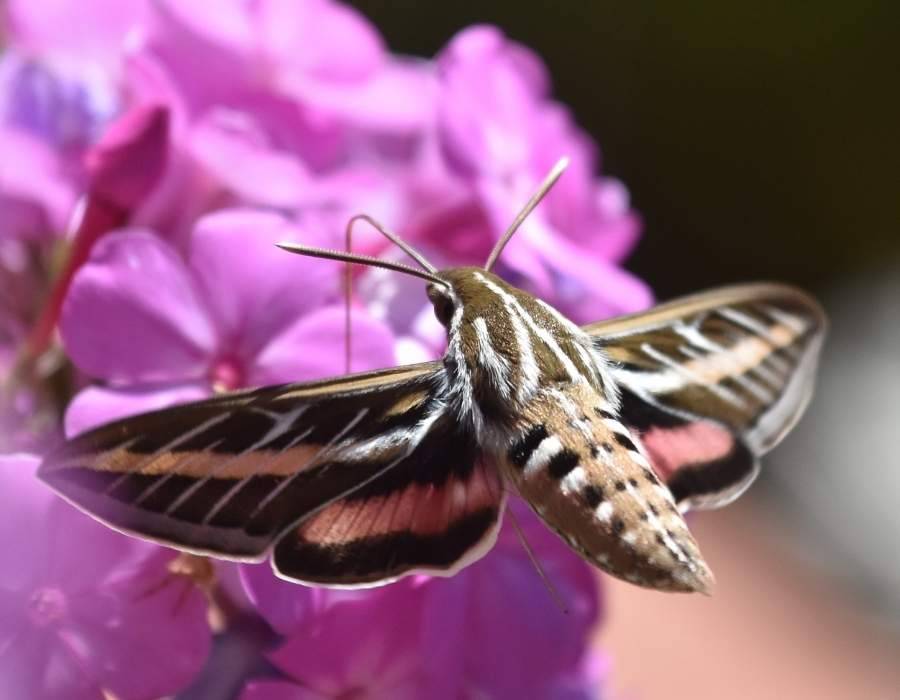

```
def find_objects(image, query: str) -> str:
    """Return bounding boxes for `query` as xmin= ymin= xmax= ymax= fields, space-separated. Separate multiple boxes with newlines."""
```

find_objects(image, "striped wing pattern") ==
xmin=585 ymin=283 xmax=826 ymax=510
xmin=39 ymin=362 xmax=504 ymax=584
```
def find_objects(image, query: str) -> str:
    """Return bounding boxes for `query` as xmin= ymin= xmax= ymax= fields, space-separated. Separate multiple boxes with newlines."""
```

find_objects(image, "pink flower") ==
xmin=238 ymin=500 xmax=603 ymax=698
xmin=60 ymin=208 xmax=397 ymax=435
xmin=25 ymin=104 xmax=172 ymax=358
xmin=0 ymin=51 xmax=89 ymax=240
xmin=0 ymin=454 xmax=210 ymax=699
xmin=3 ymin=4 xmax=652 ymax=697
xmin=434 ymin=25 xmax=651 ymax=321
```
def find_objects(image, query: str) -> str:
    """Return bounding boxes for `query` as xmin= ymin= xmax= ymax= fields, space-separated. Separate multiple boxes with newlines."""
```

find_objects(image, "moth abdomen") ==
xmin=498 ymin=385 xmax=714 ymax=594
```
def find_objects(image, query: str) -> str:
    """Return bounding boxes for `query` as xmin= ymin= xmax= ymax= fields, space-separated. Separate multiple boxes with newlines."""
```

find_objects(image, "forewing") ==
xmin=39 ymin=362 xmax=458 ymax=561
xmin=584 ymin=283 xmax=826 ymax=510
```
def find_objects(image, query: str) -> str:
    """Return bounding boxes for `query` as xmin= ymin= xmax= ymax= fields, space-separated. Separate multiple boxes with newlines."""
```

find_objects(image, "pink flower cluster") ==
xmin=1 ymin=1 xmax=650 ymax=697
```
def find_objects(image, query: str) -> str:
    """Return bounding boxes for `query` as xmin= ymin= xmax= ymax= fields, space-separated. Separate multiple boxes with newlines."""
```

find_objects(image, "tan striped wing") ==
xmin=39 ymin=361 xmax=504 ymax=584
xmin=584 ymin=283 xmax=826 ymax=510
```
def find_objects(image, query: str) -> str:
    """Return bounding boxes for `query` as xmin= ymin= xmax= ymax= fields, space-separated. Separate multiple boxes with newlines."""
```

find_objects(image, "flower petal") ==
xmin=240 ymin=679 xmax=315 ymax=700
xmin=420 ymin=499 xmax=601 ymax=696
xmin=537 ymin=235 xmax=654 ymax=322
xmin=0 ymin=455 xmax=210 ymax=699
xmin=0 ymin=454 xmax=47 ymax=589
xmin=238 ymin=563 xmax=318 ymax=637
xmin=85 ymin=103 xmax=170 ymax=211
xmin=0 ymin=627 xmax=100 ymax=700
xmin=250 ymin=305 xmax=396 ymax=385
xmin=189 ymin=209 xmax=339 ymax=361
xmin=259 ymin=0 xmax=385 ymax=83
xmin=0 ymin=121 xmax=77 ymax=239
xmin=5 ymin=0 xmax=147 ymax=64
xmin=267 ymin=580 xmax=428 ymax=698
xmin=63 ymin=382 xmax=209 ymax=438
xmin=189 ymin=108 xmax=313 ymax=208
xmin=437 ymin=25 xmax=548 ymax=177
xmin=65 ymin=547 xmax=211 ymax=700
xmin=60 ymin=230 xmax=216 ymax=384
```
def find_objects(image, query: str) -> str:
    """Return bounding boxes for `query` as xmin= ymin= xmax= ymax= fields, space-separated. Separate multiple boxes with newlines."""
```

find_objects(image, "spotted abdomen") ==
xmin=496 ymin=384 xmax=714 ymax=593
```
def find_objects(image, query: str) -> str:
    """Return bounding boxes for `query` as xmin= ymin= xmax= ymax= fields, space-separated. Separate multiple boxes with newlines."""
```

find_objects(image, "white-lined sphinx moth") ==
xmin=39 ymin=159 xmax=826 ymax=594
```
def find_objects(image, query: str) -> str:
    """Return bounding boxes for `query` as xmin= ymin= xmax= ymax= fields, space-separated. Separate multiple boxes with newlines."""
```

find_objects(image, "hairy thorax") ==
xmin=438 ymin=268 xmax=615 ymax=440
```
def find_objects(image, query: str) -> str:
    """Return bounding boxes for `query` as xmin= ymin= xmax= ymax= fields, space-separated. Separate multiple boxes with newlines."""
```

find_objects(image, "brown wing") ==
xmin=584 ymin=283 xmax=826 ymax=510
xmin=39 ymin=362 xmax=457 ymax=560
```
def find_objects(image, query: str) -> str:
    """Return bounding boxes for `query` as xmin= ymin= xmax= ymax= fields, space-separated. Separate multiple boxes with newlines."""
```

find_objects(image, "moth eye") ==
xmin=432 ymin=295 xmax=455 ymax=326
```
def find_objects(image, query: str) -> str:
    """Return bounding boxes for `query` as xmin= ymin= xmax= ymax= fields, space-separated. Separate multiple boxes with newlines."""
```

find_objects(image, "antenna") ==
xmin=279 ymin=215 xmax=441 ymax=374
xmin=275 ymin=243 xmax=448 ymax=287
xmin=345 ymin=214 xmax=438 ymax=274
xmin=484 ymin=157 xmax=569 ymax=272
xmin=338 ymin=215 xmax=440 ymax=373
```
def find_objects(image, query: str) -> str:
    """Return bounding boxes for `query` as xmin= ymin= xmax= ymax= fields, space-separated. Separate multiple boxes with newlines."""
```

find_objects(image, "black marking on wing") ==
xmin=38 ymin=363 xmax=452 ymax=559
xmin=338 ymin=410 xmax=479 ymax=500
xmin=616 ymin=386 xmax=758 ymax=511
xmin=273 ymin=509 xmax=498 ymax=585
xmin=666 ymin=440 xmax=757 ymax=505
xmin=585 ymin=284 xmax=826 ymax=510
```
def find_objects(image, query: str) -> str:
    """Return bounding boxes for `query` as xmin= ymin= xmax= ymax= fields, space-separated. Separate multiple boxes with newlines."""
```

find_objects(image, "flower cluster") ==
xmin=1 ymin=1 xmax=649 ymax=697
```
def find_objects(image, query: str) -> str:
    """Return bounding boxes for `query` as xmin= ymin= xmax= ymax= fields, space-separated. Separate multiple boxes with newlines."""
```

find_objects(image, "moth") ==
xmin=39 ymin=159 xmax=826 ymax=594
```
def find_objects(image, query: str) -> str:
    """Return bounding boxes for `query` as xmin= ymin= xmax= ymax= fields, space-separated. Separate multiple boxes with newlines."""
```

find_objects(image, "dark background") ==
xmin=351 ymin=1 xmax=899 ymax=300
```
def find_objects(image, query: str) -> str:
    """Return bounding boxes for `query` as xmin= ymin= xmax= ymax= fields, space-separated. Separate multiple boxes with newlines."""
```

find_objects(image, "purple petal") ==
xmin=356 ymin=261 xmax=447 ymax=360
xmin=256 ymin=0 xmax=436 ymax=131
xmin=0 ymin=454 xmax=47 ymax=590
xmin=420 ymin=499 xmax=601 ymax=696
xmin=189 ymin=109 xmax=312 ymax=208
xmin=0 ymin=124 xmax=76 ymax=239
xmin=0 ymin=456 xmax=210 ymax=699
xmin=250 ymin=305 xmax=396 ymax=385
xmin=0 ymin=627 xmax=101 ymax=700
xmin=5 ymin=0 xmax=147 ymax=62
xmin=189 ymin=209 xmax=339 ymax=363
xmin=240 ymin=679 xmax=315 ymax=700
xmin=64 ymin=547 xmax=211 ymax=700
xmin=238 ymin=562 xmax=318 ymax=637
xmin=85 ymin=104 xmax=170 ymax=211
xmin=437 ymin=26 xmax=547 ymax=177
xmin=543 ymin=651 xmax=610 ymax=700
xmin=212 ymin=561 xmax=255 ymax=613
xmin=259 ymin=0 xmax=385 ymax=82
xmin=63 ymin=382 xmax=209 ymax=438
xmin=39 ymin=496 xmax=157 ymax=593
xmin=60 ymin=230 xmax=216 ymax=384
xmin=0 ymin=48 xmax=115 ymax=152
xmin=537 ymin=236 xmax=654 ymax=322
xmin=284 ymin=58 xmax=437 ymax=133
xmin=148 ymin=0 xmax=254 ymax=55
xmin=141 ymin=0 xmax=257 ymax=113
xmin=591 ymin=177 xmax=643 ymax=263
xmin=267 ymin=580 xmax=430 ymax=697
xmin=234 ymin=91 xmax=347 ymax=171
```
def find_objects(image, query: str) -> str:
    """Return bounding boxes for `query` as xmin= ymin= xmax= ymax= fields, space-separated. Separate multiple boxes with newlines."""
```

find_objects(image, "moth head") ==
xmin=426 ymin=280 xmax=457 ymax=327
xmin=428 ymin=266 xmax=514 ymax=329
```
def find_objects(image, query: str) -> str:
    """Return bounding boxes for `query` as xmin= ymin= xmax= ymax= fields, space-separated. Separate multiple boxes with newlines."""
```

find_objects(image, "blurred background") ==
xmin=351 ymin=2 xmax=900 ymax=698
